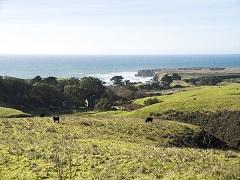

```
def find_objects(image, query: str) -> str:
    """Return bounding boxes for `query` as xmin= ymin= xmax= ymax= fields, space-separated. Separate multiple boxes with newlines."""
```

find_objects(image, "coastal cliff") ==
xmin=135 ymin=69 xmax=159 ymax=77
xmin=136 ymin=67 xmax=226 ymax=77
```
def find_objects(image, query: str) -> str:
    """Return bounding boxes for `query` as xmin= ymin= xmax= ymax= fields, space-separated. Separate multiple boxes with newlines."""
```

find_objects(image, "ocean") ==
xmin=0 ymin=54 xmax=239 ymax=83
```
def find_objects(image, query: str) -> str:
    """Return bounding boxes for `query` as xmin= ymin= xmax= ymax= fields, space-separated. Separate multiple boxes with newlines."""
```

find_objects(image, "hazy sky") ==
xmin=0 ymin=0 xmax=240 ymax=54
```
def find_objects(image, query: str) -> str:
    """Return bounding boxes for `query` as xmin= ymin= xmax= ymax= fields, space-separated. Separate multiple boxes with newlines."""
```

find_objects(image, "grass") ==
xmin=0 ymin=107 xmax=29 ymax=118
xmin=130 ymin=83 xmax=240 ymax=117
xmin=82 ymin=83 xmax=240 ymax=119
xmin=80 ymin=84 xmax=240 ymax=119
xmin=1 ymin=83 xmax=240 ymax=179
xmin=0 ymin=116 xmax=240 ymax=179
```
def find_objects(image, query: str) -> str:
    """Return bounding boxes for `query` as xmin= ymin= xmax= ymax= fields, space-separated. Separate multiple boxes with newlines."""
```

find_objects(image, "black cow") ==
xmin=53 ymin=116 xmax=60 ymax=123
xmin=40 ymin=113 xmax=45 ymax=117
xmin=145 ymin=117 xmax=153 ymax=123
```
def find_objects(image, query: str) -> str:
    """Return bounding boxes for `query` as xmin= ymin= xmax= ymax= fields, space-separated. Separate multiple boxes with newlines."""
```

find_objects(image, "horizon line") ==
xmin=0 ymin=53 xmax=240 ymax=56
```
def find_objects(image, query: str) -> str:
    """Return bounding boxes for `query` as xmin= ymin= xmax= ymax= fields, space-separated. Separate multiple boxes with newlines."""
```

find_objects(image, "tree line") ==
xmin=0 ymin=76 xmax=105 ymax=110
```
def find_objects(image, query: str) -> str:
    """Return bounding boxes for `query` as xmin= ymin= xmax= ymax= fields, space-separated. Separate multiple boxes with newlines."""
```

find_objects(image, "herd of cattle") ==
xmin=39 ymin=113 xmax=154 ymax=123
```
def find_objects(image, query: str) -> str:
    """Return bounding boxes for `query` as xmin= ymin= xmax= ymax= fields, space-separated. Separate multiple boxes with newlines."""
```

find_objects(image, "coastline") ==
xmin=0 ymin=54 xmax=240 ymax=79
xmin=135 ymin=67 xmax=240 ymax=77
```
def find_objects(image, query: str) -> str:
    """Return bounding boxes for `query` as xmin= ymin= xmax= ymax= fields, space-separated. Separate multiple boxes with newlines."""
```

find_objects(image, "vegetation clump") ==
xmin=0 ymin=76 xmax=105 ymax=112
xmin=110 ymin=76 xmax=124 ymax=86
xmin=160 ymin=74 xmax=173 ymax=86
xmin=172 ymin=73 xmax=182 ymax=80
xmin=138 ymin=82 xmax=166 ymax=91
xmin=95 ymin=98 xmax=113 ymax=111
xmin=144 ymin=97 xmax=161 ymax=106
xmin=184 ymin=76 xmax=222 ymax=85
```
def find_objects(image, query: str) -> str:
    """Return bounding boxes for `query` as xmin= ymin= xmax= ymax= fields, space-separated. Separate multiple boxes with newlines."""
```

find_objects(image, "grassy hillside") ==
xmin=0 ymin=117 xmax=239 ymax=179
xmin=0 ymin=107 xmax=29 ymax=118
xmin=1 ymin=83 xmax=240 ymax=179
xmin=81 ymin=84 xmax=240 ymax=119
xmin=131 ymin=83 xmax=240 ymax=117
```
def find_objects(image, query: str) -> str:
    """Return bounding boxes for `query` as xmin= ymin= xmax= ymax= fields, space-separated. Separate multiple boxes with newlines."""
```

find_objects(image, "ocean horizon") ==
xmin=0 ymin=54 xmax=240 ymax=83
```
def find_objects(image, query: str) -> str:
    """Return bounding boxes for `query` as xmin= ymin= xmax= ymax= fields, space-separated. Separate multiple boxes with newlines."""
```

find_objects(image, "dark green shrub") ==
xmin=144 ymin=98 xmax=161 ymax=106
xmin=197 ymin=76 xmax=222 ymax=85
xmin=172 ymin=73 xmax=182 ymax=80
xmin=185 ymin=76 xmax=222 ymax=86
xmin=161 ymin=74 xmax=173 ymax=86
xmin=110 ymin=76 xmax=124 ymax=86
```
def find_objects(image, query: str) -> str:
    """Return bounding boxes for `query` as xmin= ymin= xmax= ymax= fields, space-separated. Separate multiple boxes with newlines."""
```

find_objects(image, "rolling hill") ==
xmin=131 ymin=83 xmax=240 ymax=117
xmin=0 ymin=107 xmax=29 ymax=118
xmin=0 ymin=83 xmax=240 ymax=179
xmin=0 ymin=116 xmax=239 ymax=179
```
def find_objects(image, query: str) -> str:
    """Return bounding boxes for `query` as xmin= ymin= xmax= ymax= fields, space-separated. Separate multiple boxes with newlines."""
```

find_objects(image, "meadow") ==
xmin=0 ymin=117 xmax=240 ymax=179
xmin=81 ymin=83 xmax=240 ymax=119
xmin=0 ymin=83 xmax=240 ymax=179
xmin=0 ymin=107 xmax=28 ymax=118
xmin=131 ymin=83 xmax=240 ymax=117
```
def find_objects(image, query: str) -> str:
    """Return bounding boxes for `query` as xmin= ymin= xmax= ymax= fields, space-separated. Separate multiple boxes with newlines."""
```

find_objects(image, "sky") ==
xmin=0 ymin=0 xmax=240 ymax=55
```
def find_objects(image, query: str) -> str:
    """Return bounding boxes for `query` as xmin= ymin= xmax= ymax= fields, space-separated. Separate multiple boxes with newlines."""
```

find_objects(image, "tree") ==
xmin=64 ymin=85 xmax=83 ymax=107
xmin=197 ymin=76 xmax=222 ymax=85
xmin=0 ymin=76 xmax=3 ymax=93
xmin=111 ymin=76 xmax=124 ymax=86
xmin=68 ymin=77 xmax=80 ymax=85
xmin=80 ymin=77 xmax=105 ymax=108
xmin=59 ymin=77 xmax=79 ymax=87
xmin=161 ymin=74 xmax=173 ymax=86
xmin=172 ymin=73 xmax=182 ymax=80
xmin=44 ymin=76 xmax=58 ymax=85
xmin=29 ymin=82 xmax=61 ymax=106
xmin=1 ymin=77 xmax=31 ymax=105
xmin=80 ymin=77 xmax=105 ymax=96
xmin=185 ymin=76 xmax=222 ymax=86
xmin=124 ymin=80 xmax=131 ymax=85
xmin=31 ymin=76 xmax=43 ymax=84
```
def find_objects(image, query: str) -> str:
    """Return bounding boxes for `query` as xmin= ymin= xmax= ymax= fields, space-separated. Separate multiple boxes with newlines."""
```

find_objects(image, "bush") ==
xmin=197 ymin=76 xmax=222 ymax=85
xmin=172 ymin=84 xmax=184 ymax=88
xmin=185 ymin=76 xmax=222 ymax=86
xmin=161 ymin=74 xmax=173 ymax=86
xmin=110 ymin=76 xmax=124 ymax=86
xmin=172 ymin=73 xmax=182 ymax=80
xmin=138 ymin=82 xmax=167 ymax=91
xmin=144 ymin=98 xmax=161 ymax=106
xmin=95 ymin=98 xmax=113 ymax=111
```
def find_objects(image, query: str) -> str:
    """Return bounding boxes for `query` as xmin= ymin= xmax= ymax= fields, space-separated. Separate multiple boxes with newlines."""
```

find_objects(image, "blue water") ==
xmin=0 ymin=54 xmax=239 ymax=81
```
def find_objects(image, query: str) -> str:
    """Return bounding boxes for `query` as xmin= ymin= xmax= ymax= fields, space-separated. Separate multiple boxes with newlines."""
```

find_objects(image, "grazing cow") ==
xmin=145 ymin=117 xmax=153 ymax=123
xmin=40 ymin=113 xmax=45 ymax=117
xmin=53 ymin=116 xmax=60 ymax=123
xmin=193 ymin=98 xmax=197 ymax=100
